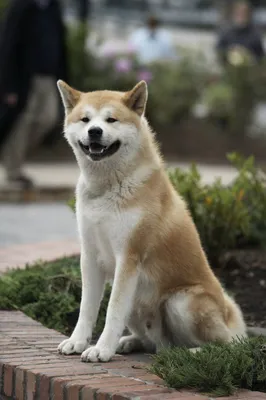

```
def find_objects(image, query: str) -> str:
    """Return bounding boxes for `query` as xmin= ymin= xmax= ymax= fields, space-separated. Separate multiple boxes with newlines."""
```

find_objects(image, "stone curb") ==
xmin=0 ymin=311 xmax=212 ymax=400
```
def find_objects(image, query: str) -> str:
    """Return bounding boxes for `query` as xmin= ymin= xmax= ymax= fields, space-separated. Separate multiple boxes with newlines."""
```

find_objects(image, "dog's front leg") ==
xmin=81 ymin=255 xmax=138 ymax=362
xmin=58 ymin=230 xmax=106 ymax=355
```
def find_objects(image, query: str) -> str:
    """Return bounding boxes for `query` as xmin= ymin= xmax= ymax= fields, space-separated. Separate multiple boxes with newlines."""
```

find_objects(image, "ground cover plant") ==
xmin=150 ymin=337 xmax=266 ymax=396
xmin=0 ymin=256 xmax=110 ymax=339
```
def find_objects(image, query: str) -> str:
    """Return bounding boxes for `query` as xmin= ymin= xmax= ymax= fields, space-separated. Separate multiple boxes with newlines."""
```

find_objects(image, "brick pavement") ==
xmin=0 ymin=312 xmax=196 ymax=400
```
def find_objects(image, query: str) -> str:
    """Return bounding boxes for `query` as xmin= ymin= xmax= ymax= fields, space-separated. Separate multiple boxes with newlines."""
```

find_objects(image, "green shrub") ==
xmin=150 ymin=337 xmax=266 ymax=396
xmin=68 ymin=153 xmax=266 ymax=265
xmin=169 ymin=161 xmax=250 ymax=265
xmin=0 ymin=257 xmax=110 ymax=338
xmin=147 ymin=53 xmax=208 ymax=126
xmin=0 ymin=0 xmax=7 ymax=21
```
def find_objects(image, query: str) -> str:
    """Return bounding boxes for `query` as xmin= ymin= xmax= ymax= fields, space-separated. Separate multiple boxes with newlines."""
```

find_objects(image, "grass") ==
xmin=0 ymin=256 xmax=110 ymax=338
xmin=150 ymin=337 xmax=266 ymax=396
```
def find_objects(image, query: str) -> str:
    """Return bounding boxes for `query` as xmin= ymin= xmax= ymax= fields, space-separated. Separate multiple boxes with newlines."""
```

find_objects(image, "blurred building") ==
xmin=62 ymin=0 xmax=266 ymax=29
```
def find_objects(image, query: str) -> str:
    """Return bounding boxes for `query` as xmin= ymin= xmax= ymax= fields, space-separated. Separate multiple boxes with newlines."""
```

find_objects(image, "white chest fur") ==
xmin=77 ymin=178 xmax=143 ymax=277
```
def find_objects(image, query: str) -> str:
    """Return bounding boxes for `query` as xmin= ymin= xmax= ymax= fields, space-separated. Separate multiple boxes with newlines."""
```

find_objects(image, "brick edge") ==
xmin=1 ymin=311 xmax=265 ymax=400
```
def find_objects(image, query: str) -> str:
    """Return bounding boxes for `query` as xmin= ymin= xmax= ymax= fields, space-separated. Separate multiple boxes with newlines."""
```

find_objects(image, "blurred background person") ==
xmin=0 ymin=0 xmax=68 ymax=188
xmin=128 ymin=15 xmax=175 ymax=65
xmin=216 ymin=1 xmax=264 ymax=65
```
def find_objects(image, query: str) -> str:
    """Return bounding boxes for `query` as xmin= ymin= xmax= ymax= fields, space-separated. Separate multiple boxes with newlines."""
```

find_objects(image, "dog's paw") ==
xmin=58 ymin=337 xmax=89 ymax=355
xmin=81 ymin=345 xmax=114 ymax=362
xmin=117 ymin=335 xmax=142 ymax=354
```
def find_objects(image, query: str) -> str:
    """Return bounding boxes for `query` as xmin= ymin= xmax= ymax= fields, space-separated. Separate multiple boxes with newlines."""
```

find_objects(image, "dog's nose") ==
xmin=88 ymin=127 xmax=103 ymax=140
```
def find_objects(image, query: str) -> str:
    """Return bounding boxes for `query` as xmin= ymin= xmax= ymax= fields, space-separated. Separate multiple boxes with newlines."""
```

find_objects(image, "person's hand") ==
xmin=4 ymin=93 xmax=18 ymax=106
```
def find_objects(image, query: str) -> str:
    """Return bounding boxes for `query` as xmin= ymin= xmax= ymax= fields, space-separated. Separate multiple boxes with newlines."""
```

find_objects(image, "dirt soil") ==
xmin=215 ymin=250 xmax=266 ymax=328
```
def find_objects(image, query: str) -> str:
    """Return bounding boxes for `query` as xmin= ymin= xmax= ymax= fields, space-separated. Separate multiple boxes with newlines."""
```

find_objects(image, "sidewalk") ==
xmin=0 ymin=161 xmax=238 ymax=190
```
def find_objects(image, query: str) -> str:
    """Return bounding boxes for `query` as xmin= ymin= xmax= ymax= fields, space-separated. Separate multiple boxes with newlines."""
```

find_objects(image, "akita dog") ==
xmin=57 ymin=80 xmax=246 ymax=362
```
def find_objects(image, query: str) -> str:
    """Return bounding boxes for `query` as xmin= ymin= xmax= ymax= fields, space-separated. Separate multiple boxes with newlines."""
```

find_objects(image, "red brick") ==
xmin=51 ymin=375 xmax=102 ymax=400
xmin=65 ymin=380 xmax=87 ymax=400
xmin=109 ymin=368 xmax=150 ymax=377
xmin=99 ymin=361 xmax=145 ymax=370
xmin=26 ymin=371 xmax=37 ymax=400
xmin=132 ymin=373 xmax=164 ymax=385
xmin=139 ymin=394 xmax=211 ymax=400
xmin=51 ymin=377 xmax=65 ymax=400
xmin=97 ymin=385 xmax=170 ymax=398
xmin=27 ymin=365 xmax=105 ymax=378
xmin=3 ymin=364 xmax=14 ymax=397
xmin=39 ymin=374 xmax=50 ymax=400
xmin=135 ymin=394 xmax=195 ymax=400
xmin=81 ymin=386 xmax=97 ymax=400
xmin=0 ymin=356 xmax=68 ymax=366
xmin=15 ymin=368 xmax=25 ymax=400
xmin=111 ymin=388 xmax=172 ymax=399
xmin=0 ymin=362 xmax=3 ymax=393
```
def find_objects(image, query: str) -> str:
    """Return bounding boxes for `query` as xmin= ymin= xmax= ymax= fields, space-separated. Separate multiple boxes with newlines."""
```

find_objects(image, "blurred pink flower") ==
xmin=127 ymin=42 xmax=136 ymax=54
xmin=114 ymin=58 xmax=132 ymax=73
xmin=101 ymin=46 xmax=117 ymax=58
xmin=137 ymin=70 xmax=153 ymax=82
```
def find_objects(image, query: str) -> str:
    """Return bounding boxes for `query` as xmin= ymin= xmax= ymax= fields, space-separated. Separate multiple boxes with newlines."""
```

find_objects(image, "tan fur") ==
xmin=58 ymin=80 xmax=246 ymax=361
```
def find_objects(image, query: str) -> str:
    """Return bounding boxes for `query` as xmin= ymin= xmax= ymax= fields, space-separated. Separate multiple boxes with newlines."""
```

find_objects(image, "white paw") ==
xmin=58 ymin=337 xmax=90 ymax=355
xmin=81 ymin=345 xmax=114 ymax=362
xmin=117 ymin=335 xmax=141 ymax=354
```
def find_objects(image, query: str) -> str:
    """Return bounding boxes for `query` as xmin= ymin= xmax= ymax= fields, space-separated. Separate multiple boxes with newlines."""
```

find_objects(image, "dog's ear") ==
xmin=123 ymin=81 xmax=148 ymax=116
xmin=57 ymin=80 xmax=81 ymax=112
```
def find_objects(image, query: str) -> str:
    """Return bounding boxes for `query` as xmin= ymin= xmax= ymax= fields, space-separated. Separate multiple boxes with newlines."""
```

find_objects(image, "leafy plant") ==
xmin=0 ymin=257 xmax=110 ymax=338
xmin=150 ymin=337 xmax=266 ymax=396
xmin=68 ymin=153 xmax=266 ymax=265
xmin=147 ymin=54 xmax=208 ymax=126
xmin=0 ymin=0 xmax=7 ymax=21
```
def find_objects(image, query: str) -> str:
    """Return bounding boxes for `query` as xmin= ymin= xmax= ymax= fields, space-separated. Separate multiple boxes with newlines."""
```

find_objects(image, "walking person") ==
xmin=216 ymin=1 xmax=264 ymax=65
xmin=0 ymin=0 xmax=68 ymax=188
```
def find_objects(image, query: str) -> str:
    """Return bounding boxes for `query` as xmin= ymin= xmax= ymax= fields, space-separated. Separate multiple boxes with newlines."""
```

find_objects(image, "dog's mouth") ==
xmin=78 ymin=140 xmax=121 ymax=161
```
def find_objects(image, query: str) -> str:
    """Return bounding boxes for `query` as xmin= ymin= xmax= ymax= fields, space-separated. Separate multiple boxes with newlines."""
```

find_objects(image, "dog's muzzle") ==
xmin=78 ymin=140 xmax=121 ymax=161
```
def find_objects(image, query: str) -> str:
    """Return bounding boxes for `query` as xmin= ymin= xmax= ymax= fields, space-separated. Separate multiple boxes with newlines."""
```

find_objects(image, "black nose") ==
xmin=88 ymin=127 xmax=103 ymax=140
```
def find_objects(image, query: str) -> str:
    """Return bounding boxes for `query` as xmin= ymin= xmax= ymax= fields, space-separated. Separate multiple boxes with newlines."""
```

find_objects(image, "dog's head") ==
xmin=57 ymin=81 xmax=148 ymax=163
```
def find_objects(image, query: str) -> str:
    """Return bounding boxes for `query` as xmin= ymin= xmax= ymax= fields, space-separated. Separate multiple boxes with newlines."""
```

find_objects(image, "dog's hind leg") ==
xmin=164 ymin=291 xmax=235 ymax=348
xmin=117 ymin=310 xmax=155 ymax=354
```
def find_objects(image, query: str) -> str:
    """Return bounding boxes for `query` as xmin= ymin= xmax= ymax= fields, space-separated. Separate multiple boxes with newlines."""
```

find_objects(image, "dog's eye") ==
xmin=81 ymin=117 xmax=90 ymax=123
xmin=106 ymin=117 xmax=117 ymax=123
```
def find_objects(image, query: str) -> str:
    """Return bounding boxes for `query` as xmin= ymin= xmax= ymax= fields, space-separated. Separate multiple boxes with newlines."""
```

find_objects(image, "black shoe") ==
xmin=8 ymin=175 xmax=34 ymax=189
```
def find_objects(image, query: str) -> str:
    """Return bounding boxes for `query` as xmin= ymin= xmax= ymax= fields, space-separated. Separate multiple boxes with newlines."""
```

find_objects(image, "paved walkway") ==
xmin=0 ymin=162 xmax=238 ymax=189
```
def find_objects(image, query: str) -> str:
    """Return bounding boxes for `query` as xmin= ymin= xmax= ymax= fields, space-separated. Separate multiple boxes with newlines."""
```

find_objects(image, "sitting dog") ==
xmin=57 ymin=80 xmax=246 ymax=362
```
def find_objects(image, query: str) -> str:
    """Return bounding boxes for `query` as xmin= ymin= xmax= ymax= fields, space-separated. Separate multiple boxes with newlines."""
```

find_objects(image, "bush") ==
xmin=169 ymin=152 xmax=266 ymax=264
xmin=150 ymin=337 xmax=266 ymax=396
xmin=169 ymin=159 xmax=250 ymax=265
xmin=0 ymin=0 xmax=7 ymax=21
xmin=0 ymin=257 xmax=110 ymax=338
xmin=69 ymin=153 xmax=266 ymax=265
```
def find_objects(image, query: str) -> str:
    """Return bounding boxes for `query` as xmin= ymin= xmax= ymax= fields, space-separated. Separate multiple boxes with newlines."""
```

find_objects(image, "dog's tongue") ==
xmin=89 ymin=142 xmax=106 ymax=154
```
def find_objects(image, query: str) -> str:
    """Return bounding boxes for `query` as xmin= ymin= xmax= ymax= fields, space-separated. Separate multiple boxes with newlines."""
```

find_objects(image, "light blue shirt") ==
xmin=129 ymin=28 xmax=174 ymax=64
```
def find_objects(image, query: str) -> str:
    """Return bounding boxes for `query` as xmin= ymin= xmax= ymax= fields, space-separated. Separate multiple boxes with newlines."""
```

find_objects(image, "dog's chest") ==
xmin=84 ymin=201 xmax=143 ymax=274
